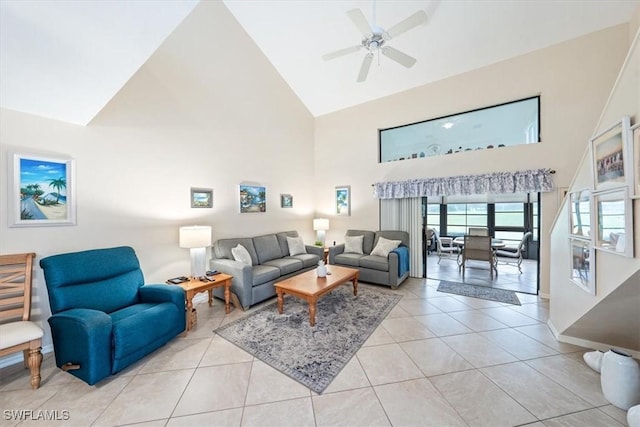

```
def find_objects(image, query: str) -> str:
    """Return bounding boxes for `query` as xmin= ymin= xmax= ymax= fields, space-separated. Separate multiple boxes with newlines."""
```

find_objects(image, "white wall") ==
xmin=314 ymin=24 xmax=631 ymax=296
xmin=0 ymin=1 xmax=315 ymax=356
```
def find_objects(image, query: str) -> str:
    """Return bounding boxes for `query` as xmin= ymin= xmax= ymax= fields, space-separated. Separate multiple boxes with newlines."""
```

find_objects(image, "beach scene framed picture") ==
xmin=239 ymin=184 xmax=266 ymax=213
xmin=10 ymin=152 xmax=76 ymax=227
xmin=335 ymin=185 xmax=351 ymax=216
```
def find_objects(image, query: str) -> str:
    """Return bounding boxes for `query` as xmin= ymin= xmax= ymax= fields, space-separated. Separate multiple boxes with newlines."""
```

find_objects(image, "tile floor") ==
xmin=0 ymin=278 xmax=630 ymax=427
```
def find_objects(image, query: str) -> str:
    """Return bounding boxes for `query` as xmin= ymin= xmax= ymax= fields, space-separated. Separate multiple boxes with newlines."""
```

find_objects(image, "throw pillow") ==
xmin=286 ymin=236 xmax=307 ymax=256
xmin=344 ymin=235 xmax=364 ymax=254
xmin=231 ymin=244 xmax=252 ymax=266
xmin=370 ymin=236 xmax=402 ymax=258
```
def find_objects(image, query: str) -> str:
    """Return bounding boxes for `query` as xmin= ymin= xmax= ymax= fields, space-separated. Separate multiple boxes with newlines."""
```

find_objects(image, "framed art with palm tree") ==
xmin=10 ymin=152 xmax=76 ymax=227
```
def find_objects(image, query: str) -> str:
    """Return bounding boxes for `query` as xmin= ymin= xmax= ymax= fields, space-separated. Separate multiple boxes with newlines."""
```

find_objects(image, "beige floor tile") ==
xmin=481 ymin=362 xmax=592 ymax=419
xmin=312 ymin=388 xmax=391 ymax=427
xmin=380 ymin=316 xmax=436 ymax=342
xmin=541 ymin=408 xmax=625 ymax=426
xmin=431 ymin=370 xmax=536 ymax=426
xmin=479 ymin=328 xmax=558 ymax=360
xmin=400 ymin=338 xmax=474 ymax=376
xmin=322 ymin=356 xmax=370 ymax=394
xmin=242 ymin=397 xmax=315 ymax=427
xmin=414 ymin=313 xmax=473 ymax=336
xmin=244 ymin=360 xmax=310 ymax=405
xmin=425 ymin=296 xmax=474 ymax=312
xmin=356 ymin=343 xmax=423 ymax=386
xmin=514 ymin=324 xmax=587 ymax=353
xmin=139 ymin=337 xmax=211 ymax=374
xmin=172 ymin=363 xmax=251 ymax=417
xmin=598 ymin=404 xmax=629 ymax=425
xmin=447 ymin=309 xmax=509 ymax=331
xmin=363 ymin=324 xmax=396 ymax=347
xmin=200 ymin=334 xmax=254 ymax=366
xmin=442 ymin=333 xmax=518 ymax=367
xmin=396 ymin=298 xmax=442 ymax=315
xmin=525 ymin=355 xmax=608 ymax=406
xmin=479 ymin=306 xmax=541 ymax=327
xmin=166 ymin=408 xmax=243 ymax=426
xmin=375 ymin=378 xmax=466 ymax=426
xmin=93 ymin=369 xmax=194 ymax=426
xmin=0 ymin=385 xmax=63 ymax=426
xmin=449 ymin=294 xmax=509 ymax=308
xmin=507 ymin=302 xmax=550 ymax=322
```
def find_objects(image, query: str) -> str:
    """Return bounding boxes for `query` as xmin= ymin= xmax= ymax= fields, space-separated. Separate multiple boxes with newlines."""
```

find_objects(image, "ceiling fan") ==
xmin=322 ymin=7 xmax=427 ymax=82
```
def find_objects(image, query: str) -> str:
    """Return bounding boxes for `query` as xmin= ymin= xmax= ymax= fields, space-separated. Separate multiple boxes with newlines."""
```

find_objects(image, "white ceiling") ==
xmin=1 ymin=0 xmax=638 ymax=125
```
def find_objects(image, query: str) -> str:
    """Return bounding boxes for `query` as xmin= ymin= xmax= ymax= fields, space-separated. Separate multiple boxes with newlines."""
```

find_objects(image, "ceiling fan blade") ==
xmin=384 ymin=10 xmax=427 ymax=40
xmin=322 ymin=45 xmax=362 ymax=61
xmin=381 ymin=46 xmax=417 ymax=68
xmin=357 ymin=53 xmax=374 ymax=82
xmin=346 ymin=8 xmax=373 ymax=39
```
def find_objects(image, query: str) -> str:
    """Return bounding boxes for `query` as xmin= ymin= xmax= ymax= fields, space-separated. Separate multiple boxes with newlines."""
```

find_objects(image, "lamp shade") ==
xmin=179 ymin=226 xmax=212 ymax=248
xmin=313 ymin=218 xmax=330 ymax=231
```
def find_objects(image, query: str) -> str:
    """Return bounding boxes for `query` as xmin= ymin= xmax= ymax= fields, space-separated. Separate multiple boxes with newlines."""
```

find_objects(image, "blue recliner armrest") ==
xmin=48 ymin=308 xmax=112 ymax=386
xmin=139 ymin=284 xmax=185 ymax=307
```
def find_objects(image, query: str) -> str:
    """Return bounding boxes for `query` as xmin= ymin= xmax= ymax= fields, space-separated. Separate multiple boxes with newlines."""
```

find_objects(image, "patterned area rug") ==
xmin=437 ymin=281 xmax=521 ymax=305
xmin=214 ymin=285 xmax=401 ymax=393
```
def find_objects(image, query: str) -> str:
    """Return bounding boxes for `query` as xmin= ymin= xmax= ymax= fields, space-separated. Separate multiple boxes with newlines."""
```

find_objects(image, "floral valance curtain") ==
xmin=374 ymin=168 xmax=554 ymax=199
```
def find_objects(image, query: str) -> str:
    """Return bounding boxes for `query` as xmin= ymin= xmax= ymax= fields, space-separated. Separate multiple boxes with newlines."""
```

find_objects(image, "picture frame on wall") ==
xmin=335 ymin=185 xmax=350 ymax=216
xmin=590 ymin=115 xmax=632 ymax=192
xmin=569 ymin=237 xmax=595 ymax=295
xmin=239 ymin=184 xmax=266 ymax=213
xmin=593 ymin=187 xmax=633 ymax=257
xmin=10 ymin=152 xmax=76 ymax=227
xmin=569 ymin=189 xmax=591 ymax=238
xmin=633 ymin=123 xmax=640 ymax=198
xmin=280 ymin=194 xmax=293 ymax=208
xmin=190 ymin=187 xmax=213 ymax=208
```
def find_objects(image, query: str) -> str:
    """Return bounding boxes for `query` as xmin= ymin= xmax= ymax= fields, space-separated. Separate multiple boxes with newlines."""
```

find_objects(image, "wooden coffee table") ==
xmin=275 ymin=265 xmax=359 ymax=326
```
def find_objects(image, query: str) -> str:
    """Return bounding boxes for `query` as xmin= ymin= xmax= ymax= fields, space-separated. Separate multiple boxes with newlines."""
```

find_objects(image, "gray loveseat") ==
xmin=328 ymin=229 xmax=410 ymax=289
xmin=210 ymin=231 xmax=322 ymax=309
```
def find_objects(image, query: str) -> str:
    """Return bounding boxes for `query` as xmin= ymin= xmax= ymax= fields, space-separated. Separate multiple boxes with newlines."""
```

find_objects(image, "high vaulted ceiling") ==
xmin=1 ymin=0 xmax=638 ymax=126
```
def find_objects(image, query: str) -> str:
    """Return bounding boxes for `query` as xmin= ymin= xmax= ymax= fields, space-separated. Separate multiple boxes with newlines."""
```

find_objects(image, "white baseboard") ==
xmin=547 ymin=320 xmax=640 ymax=358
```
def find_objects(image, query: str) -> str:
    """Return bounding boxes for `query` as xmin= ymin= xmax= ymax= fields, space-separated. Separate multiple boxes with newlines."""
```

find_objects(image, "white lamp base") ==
xmin=190 ymin=247 xmax=206 ymax=279
xmin=316 ymin=230 xmax=326 ymax=246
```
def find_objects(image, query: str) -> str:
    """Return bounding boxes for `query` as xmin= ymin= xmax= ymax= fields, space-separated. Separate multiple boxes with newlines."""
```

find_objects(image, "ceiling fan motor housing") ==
xmin=363 ymin=34 xmax=385 ymax=51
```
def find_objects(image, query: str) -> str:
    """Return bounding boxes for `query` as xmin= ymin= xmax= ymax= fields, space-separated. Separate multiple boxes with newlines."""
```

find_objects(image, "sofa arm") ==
xmin=305 ymin=245 xmax=323 ymax=258
xmin=210 ymin=258 xmax=253 ymax=309
xmin=48 ymin=308 xmax=113 ymax=385
xmin=328 ymin=244 xmax=345 ymax=264
xmin=387 ymin=251 xmax=400 ymax=287
xmin=139 ymin=284 xmax=185 ymax=308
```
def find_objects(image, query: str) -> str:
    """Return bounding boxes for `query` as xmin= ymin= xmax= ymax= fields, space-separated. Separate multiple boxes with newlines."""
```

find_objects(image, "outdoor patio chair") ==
xmin=494 ymin=231 xmax=532 ymax=273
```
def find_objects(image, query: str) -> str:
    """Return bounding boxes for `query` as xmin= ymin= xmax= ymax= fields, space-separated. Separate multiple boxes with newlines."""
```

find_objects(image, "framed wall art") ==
xmin=190 ymin=187 xmax=213 ymax=208
xmin=569 ymin=189 xmax=591 ymax=238
xmin=633 ymin=123 xmax=640 ymax=198
xmin=590 ymin=115 xmax=632 ymax=192
xmin=569 ymin=238 xmax=595 ymax=295
xmin=239 ymin=184 xmax=266 ymax=213
xmin=593 ymin=187 xmax=633 ymax=257
xmin=335 ymin=185 xmax=350 ymax=216
xmin=280 ymin=194 xmax=293 ymax=208
xmin=10 ymin=152 xmax=76 ymax=227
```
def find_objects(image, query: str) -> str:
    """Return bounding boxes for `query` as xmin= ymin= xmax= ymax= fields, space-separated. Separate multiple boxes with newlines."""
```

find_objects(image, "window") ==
xmin=494 ymin=202 xmax=525 ymax=246
xmin=446 ymin=203 xmax=487 ymax=237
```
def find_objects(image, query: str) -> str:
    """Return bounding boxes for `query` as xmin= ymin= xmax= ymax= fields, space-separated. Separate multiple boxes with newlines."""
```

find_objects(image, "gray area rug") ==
xmin=437 ymin=281 xmax=521 ymax=305
xmin=214 ymin=285 xmax=401 ymax=393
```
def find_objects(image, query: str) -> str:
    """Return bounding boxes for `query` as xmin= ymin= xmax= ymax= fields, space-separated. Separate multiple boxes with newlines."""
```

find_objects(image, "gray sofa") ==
xmin=210 ymin=231 xmax=322 ymax=309
xmin=328 ymin=230 xmax=410 ymax=289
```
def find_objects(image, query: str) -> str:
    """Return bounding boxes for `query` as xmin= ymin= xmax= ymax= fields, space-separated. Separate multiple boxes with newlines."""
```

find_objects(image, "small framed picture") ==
xmin=590 ymin=116 xmax=632 ymax=192
xmin=569 ymin=189 xmax=590 ymax=238
xmin=190 ymin=188 xmax=213 ymax=208
xmin=280 ymin=194 xmax=293 ymax=208
xmin=335 ymin=185 xmax=350 ymax=216
xmin=569 ymin=238 xmax=595 ymax=295
xmin=10 ymin=152 xmax=76 ymax=227
xmin=593 ymin=187 xmax=633 ymax=257
xmin=633 ymin=124 xmax=640 ymax=198
xmin=240 ymin=184 xmax=266 ymax=213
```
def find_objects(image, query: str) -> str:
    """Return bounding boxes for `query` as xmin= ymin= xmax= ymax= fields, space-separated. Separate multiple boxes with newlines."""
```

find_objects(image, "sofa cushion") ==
xmin=286 ymin=236 xmax=307 ymax=256
xmin=346 ymin=230 xmax=376 ymax=254
xmin=334 ymin=253 xmax=364 ymax=267
xmin=253 ymin=234 xmax=283 ymax=264
xmin=213 ymin=238 xmax=259 ymax=265
xmin=375 ymin=231 xmax=410 ymax=248
xmin=262 ymin=258 xmax=303 ymax=275
xmin=344 ymin=235 xmax=364 ymax=254
xmin=360 ymin=255 xmax=390 ymax=272
xmin=370 ymin=237 xmax=402 ymax=258
xmin=288 ymin=254 xmax=320 ymax=268
xmin=251 ymin=265 xmax=280 ymax=286
xmin=231 ymin=244 xmax=253 ymax=266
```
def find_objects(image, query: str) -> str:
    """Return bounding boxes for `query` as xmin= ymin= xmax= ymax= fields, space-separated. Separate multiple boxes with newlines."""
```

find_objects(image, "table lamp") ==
xmin=179 ymin=225 xmax=212 ymax=279
xmin=313 ymin=218 xmax=329 ymax=246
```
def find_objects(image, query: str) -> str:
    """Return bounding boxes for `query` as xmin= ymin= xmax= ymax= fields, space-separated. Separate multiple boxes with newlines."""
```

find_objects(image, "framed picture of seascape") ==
xmin=239 ymin=184 xmax=266 ymax=213
xmin=190 ymin=187 xmax=213 ymax=208
xmin=10 ymin=152 xmax=76 ymax=227
xmin=335 ymin=185 xmax=350 ymax=216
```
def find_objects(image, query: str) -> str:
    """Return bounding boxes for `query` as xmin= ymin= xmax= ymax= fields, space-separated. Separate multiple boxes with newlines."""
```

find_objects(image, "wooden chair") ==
xmin=0 ymin=253 xmax=43 ymax=389
xmin=461 ymin=235 xmax=496 ymax=280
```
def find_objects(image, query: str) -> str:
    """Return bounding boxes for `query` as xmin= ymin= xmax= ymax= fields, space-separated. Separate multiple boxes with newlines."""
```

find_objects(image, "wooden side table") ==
xmin=174 ymin=274 xmax=233 ymax=332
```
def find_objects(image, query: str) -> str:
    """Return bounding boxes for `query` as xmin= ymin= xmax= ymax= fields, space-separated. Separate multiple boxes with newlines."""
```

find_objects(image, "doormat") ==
xmin=437 ymin=280 xmax=521 ymax=305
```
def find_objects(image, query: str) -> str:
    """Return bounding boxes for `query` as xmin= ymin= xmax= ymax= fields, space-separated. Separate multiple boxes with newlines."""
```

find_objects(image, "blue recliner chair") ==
xmin=40 ymin=246 xmax=186 ymax=385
